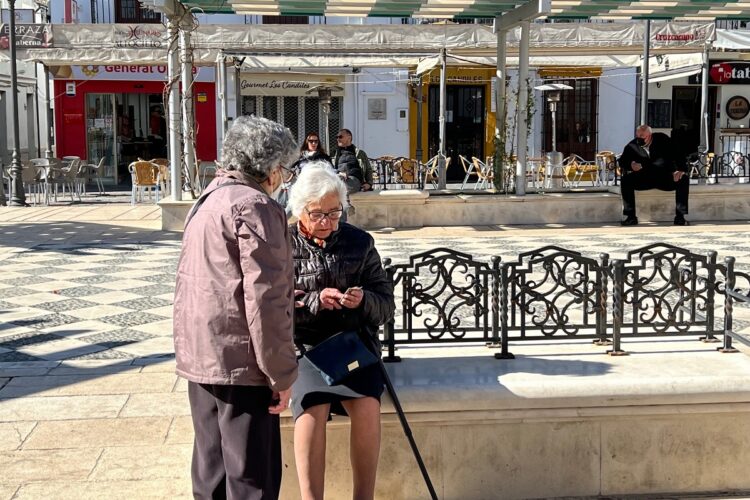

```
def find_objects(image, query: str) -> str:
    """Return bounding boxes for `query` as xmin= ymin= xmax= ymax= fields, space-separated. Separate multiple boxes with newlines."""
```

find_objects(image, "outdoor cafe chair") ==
xmin=422 ymin=155 xmax=450 ymax=189
xmin=393 ymin=158 xmax=419 ymax=187
xmin=472 ymin=156 xmax=494 ymax=190
xmin=21 ymin=162 xmax=46 ymax=206
xmin=459 ymin=155 xmax=479 ymax=190
xmin=563 ymin=154 xmax=599 ymax=187
xmin=128 ymin=160 xmax=161 ymax=205
xmin=84 ymin=157 xmax=107 ymax=195
xmin=149 ymin=158 xmax=170 ymax=195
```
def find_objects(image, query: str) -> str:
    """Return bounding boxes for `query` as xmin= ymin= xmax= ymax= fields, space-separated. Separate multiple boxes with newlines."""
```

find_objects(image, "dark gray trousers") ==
xmin=188 ymin=382 xmax=281 ymax=500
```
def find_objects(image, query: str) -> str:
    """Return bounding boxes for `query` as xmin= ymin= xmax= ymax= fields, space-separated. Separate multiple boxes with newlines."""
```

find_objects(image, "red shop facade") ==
xmin=53 ymin=64 xmax=216 ymax=185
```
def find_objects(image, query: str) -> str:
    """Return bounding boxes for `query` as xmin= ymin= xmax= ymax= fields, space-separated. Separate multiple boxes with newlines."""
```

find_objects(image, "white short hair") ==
xmin=288 ymin=162 xmax=349 ymax=218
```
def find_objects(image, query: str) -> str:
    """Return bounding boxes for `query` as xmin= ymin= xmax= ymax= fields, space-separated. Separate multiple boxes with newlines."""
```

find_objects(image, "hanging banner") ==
xmin=0 ymin=23 xmax=53 ymax=49
xmin=689 ymin=61 xmax=750 ymax=85
xmin=239 ymin=73 xmax=344 ymax=97
xmin=58 ymin=64 xmax=215 ymax=82
xmin=113 ymin=24 xmax=166 ymax=49
xmin=650 ymin=23 xmax=714 ymax=48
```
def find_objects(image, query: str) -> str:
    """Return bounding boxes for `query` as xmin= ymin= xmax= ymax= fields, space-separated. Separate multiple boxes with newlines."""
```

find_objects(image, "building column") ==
xmin=167 ymin=15 xmax=182 ymax=200
xmin=7 ymin=0 xmax=26 ymax=206
xmin=180 ymin=25 xmax=196 ymax=196
xmin=495 ymin=20 xmax=507 ymax=191
xmin=515 ymin=20 xmax=530 ymax=197
xmin=217 ymin=52 xmax=229 ymax=159
xmin=437 ymin=48 xmax=447 ymax=190
xmin=699 ymin=44 xmax=710 ymax=152
xmin=640 ymin=19 xmax=651 ymax=125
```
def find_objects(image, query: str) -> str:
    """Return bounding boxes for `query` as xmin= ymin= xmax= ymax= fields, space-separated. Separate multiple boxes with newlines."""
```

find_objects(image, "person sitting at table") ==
xmin=618 ymin=124 xmax=690 ymax=226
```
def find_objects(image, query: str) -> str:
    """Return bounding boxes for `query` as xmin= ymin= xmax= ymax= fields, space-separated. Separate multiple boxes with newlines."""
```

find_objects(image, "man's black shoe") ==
xmin=674 ymin=216 xmax=688 ymax=226
xmin=621 ymin=216 xmax=638 ymax=226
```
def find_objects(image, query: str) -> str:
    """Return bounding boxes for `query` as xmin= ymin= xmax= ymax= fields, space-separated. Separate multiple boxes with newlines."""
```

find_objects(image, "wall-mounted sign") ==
xmin=240 ymin=73 xmax=344 ymax=97
xmin=0 ymin=23 xmax=53 ymax=49
xmin=197 ymin=92 xmax=208 ymax=103
xmin=113 ymin=25 xmax=165 ymax=48
xmin=65 ymin=82 xmax=76 ymax=96
xmin=690 ymin=62 xmax=750 ymax=85
xmin=55 ymin=65 xmax=214 ymax=83
xmin=367 ymin=98 xmax=387 ymax=120
xmin=726 ymin=95 xmax=750 ymax=121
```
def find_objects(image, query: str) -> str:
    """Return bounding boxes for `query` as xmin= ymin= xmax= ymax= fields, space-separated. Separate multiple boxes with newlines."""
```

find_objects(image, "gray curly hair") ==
xmin=220 ymin=116 xmax=298 ymax=181
xmin=288 ymin=162 xmax=349 ymax=218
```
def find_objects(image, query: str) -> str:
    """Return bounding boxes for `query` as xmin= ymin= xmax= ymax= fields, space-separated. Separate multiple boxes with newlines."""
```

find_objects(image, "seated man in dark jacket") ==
xmin=618 ymin=124 xmax=690 ymax=226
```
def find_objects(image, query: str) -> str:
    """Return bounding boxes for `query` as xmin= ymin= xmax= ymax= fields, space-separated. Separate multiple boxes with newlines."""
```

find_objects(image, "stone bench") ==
xmin=277 ymin=340 xmax=750 ymax=499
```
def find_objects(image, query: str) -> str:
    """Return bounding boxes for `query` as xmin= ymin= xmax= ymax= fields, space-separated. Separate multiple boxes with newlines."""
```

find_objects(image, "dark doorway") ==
xmin=428 ymin=85 xmax=485 ymax=182
xmin=670 ymin=86 xmax=718 ymax=167
xmin=542 ymin=78 xmax=598 ymax=160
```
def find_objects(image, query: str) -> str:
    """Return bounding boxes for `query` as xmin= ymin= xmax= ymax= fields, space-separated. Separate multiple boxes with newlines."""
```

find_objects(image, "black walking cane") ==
xmin=377 ymin=357 xmax=439 ymax=500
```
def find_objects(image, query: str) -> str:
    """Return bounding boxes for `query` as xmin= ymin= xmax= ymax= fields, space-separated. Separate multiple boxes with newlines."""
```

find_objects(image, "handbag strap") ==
xmin=184 ymin=181 xmax=246 ymax=227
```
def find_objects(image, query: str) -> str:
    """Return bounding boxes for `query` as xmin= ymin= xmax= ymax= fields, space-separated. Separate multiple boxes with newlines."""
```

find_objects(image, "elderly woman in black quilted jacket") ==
xmin=287 ymin=162 xmax=395 ymax=500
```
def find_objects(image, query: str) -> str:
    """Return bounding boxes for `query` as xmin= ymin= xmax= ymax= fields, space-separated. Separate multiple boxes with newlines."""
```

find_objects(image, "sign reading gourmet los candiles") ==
xmin=239 ymin=73 xmax=344 ymax=97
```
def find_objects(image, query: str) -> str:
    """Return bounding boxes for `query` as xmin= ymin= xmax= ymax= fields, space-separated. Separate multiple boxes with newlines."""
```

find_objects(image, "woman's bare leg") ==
xmin=341 ymin=397 xmax=381 ymax=500
xmin=294 ymin=403 xmax=331 ymax=500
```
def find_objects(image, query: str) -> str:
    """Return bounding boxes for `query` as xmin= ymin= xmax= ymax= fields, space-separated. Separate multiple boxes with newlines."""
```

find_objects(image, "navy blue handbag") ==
xmin=303 ymin=330 xmax=379 ymax=386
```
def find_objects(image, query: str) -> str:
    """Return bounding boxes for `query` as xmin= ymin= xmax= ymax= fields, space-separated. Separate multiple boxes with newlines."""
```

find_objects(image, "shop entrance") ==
xmin=542 ymin=78 xmax=598 ymax=160
xmin=86 ymin=92 xmax=166 ymax=184
xmin=428 ymin=85 xmax=486 ymax=182
xmin=671 ymin=86 xmax=717 ymax=165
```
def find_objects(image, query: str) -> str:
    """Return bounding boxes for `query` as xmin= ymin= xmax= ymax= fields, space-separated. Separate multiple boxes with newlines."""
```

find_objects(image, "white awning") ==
xmin=11 ymin=21 xmax=715 ymax=67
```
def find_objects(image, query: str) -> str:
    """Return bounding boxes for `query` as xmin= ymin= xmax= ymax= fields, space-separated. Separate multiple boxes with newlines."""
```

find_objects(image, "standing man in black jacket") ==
xmin=618 ymin=124 xmax=690 ymax=226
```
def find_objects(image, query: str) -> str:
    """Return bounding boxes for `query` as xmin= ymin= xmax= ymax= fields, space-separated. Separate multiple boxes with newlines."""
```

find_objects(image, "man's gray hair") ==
xmin=636 ymin=124 xmax=652 ymax=134
xmin=288 ymin=162 xmax=349 ymax=218
xmin=220 ymin=116 xmax=298 ymax=181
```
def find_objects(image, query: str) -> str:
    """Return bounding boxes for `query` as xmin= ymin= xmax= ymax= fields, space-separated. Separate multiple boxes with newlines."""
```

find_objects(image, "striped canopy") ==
xmin=178 ymin=0 xmax=750 ymax=20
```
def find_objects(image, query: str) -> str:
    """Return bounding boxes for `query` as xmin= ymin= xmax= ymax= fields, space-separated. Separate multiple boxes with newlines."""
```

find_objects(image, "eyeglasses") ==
xmin=279 ymin=165 xmax=296 ymax=183
xmin=336 ymin=135 xmax=345 ymax=139
xmin=307 ymin=139 xmax=319 ymax=143
xmin=305 ymin=205 xmax=344 ymax=223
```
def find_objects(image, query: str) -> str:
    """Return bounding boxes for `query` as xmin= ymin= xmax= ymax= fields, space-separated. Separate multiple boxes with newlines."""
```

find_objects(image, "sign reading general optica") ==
xmin=0 ymin=23 xmax=52 ymax=49
xmin=690 ymin=62 xmax=750 ymax=85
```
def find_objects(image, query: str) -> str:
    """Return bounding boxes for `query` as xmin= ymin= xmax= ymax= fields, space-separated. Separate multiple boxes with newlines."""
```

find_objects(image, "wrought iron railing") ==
xmin=684 ymin=151 xmax=749 ymax=183
xmin=380 ymin=244 xmax=749 ymax=361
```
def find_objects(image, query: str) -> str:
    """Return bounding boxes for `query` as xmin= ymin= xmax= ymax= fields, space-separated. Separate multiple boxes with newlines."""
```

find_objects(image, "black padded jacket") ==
xmin=291 ymin=222 xmax=395 ymax=350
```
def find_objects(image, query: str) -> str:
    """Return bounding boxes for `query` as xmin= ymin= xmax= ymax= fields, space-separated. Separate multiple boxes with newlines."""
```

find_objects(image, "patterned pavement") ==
xmin=1 ymin=218 xmax=750 ymax=365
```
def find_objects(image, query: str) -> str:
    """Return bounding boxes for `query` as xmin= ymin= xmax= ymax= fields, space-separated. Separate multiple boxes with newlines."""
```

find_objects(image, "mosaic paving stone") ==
xmin=97 ymin=312 xmax=168 ymax=328
xmin=125 ymin=284 xmax=175 ymax=297
xmin=0 ymin=333 xmax=65 ymax=349
xmin=111 ymin=297 xmax=172 ymax=311
xmin=0 ymin=287 xmax=39 ymax=299
xmin=56 ymin=286 xmax=111 ymax=298
xmin=5 ymin=275 xmax=52 ymax=286
xmin=35 ymin=299 xmax=98 ymax=313
xmin=20 ymin=266 xmax=68 ymax=277
xmin=70 ymin=274 xmax=125 ymax=285
xmin=0 ymin=300 xmax=17 ymax=311
xmin=135 ymin=274 xmax=176 ymax=284
xmin=78 ymin=329 xmax=156 ymax=346
xmin=0 ymin=351 xmax=43 ymax=362
xmin=67 ymin=349 xmax=133 ymax=360
xmin=9 ymin=313 xmax=81 ymax=330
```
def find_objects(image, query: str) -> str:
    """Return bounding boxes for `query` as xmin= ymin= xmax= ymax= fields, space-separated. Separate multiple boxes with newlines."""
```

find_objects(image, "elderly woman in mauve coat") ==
xmin=173 ymin=115 xmax=299 ymax=500
xmin=287 ymin=163 xmax=395 ymax=500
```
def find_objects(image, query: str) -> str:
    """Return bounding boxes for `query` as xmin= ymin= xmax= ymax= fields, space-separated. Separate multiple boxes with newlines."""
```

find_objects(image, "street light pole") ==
xmin=8 ymin=0 xmax=27 ymax=206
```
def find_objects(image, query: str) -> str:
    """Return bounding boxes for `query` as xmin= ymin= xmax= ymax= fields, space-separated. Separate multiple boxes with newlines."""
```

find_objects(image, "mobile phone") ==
xmin=340 ymin=286 xmax=362 ymax=304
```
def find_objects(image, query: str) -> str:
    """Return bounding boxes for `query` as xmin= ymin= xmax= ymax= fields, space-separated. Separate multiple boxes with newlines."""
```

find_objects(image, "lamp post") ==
xmin=7 ymin=0 xmax=27 ymax=206
xmin=306 ymin=84 xmax=343 ymax=152
xmin=535 ymin=83 xmax=572 ymax=189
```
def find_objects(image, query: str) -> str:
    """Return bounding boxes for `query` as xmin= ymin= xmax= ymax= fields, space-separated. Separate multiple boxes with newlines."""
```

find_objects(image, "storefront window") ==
xmin=86 ymin=94 xmax=117 ymax=183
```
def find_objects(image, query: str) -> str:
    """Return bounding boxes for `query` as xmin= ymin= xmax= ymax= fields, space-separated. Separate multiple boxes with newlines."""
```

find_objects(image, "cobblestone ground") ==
xmin=0 ymin=202 xmax=749 ymax=498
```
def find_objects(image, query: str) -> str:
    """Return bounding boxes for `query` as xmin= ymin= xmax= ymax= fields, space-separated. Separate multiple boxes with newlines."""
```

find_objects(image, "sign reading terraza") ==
xmin=240 ymin=74 xmax=344 ymax=97
xmin=0 ymin=23 xmax=52 ymax=49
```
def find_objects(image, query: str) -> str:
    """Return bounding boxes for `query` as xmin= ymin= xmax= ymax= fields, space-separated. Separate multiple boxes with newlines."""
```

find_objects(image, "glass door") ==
xmin=86 ymin=94 xmax=118 ymax=183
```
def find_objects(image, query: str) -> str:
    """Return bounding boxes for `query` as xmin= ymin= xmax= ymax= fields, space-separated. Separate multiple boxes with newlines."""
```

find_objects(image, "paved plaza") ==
xmin=0 ymin=201 xmax=749 ymax=498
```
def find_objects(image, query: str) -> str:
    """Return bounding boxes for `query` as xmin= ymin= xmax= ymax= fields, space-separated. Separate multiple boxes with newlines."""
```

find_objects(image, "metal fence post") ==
xmin=495 ymin=262 xmax=515 ymax=360
xmin=701 ymin=251 xmax=719 ymax=343
xmin=488 ymin=256 xmax=502 ymax=349
xmin=608 ymin=260 xmax=628 ymax=356
xmin=382 ymin=258 xmax=401 ymax=362
xmin=718 ymin=256 xmax=738 ymax=354
xmin=594 ymin=253 xmax=611 ymax=346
